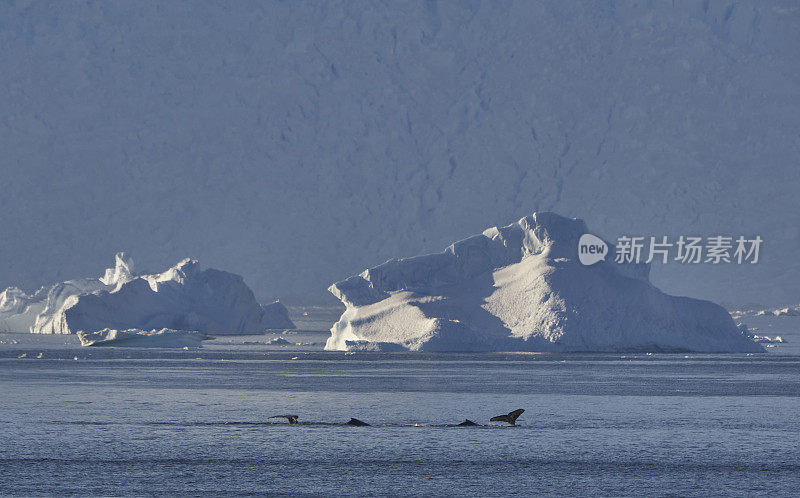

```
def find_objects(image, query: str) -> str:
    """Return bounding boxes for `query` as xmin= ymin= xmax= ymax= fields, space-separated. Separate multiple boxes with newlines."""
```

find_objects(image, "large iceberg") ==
xmin=326 ymin=212 xmax=762 ymax=353
xmin=0 ymin=253 xmax=294 ymax=334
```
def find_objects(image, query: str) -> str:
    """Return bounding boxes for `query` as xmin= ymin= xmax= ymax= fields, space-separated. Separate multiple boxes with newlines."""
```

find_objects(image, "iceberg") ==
xmin=77 ymin=328 xmax=209 ymax=348
xmin=0 ymin=253 xmax=294 ymax=335
xmin=326 ymin=212 xmax=763 ymax=353
xmin=266 ymin=336 xmax=293 ymax=345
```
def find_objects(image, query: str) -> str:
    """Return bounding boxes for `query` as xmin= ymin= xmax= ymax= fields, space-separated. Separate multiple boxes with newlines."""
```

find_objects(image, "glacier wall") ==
xmin=0 ymin=1 xmax=797 ymax=305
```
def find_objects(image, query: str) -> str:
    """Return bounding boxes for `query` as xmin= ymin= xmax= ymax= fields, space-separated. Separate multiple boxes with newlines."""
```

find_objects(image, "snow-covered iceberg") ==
xmin=326 ymin=212 xmax=763 ymax=353
xmin=77 ymin=328 xmax=209 ymax=348
xmin=0 ymin=253 xmax=295 ymax=335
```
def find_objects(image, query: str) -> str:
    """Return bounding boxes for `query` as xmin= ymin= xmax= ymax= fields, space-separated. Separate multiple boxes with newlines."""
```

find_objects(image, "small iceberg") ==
xmin=77 ymin=328 xmax=210 ymax=348
xmin=266 ymin=337 xmax=293 ymax=345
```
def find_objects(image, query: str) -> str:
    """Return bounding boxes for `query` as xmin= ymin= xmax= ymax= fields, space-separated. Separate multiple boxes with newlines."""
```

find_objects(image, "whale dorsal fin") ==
xmin=346 ymin=418 xmax=370 ymax=426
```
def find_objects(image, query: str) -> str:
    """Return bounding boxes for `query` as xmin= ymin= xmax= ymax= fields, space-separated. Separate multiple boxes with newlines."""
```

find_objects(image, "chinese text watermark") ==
xmin=578 ymin=234 xmax=762 ymax=266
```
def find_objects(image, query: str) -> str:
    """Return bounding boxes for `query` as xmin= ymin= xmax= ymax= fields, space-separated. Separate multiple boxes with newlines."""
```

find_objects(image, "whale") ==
xmin=268 ymin=415 xmax=299 ymax=424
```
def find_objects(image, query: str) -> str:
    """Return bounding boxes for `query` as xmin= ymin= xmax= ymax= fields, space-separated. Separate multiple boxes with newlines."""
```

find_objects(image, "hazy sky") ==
xmin=1 ymin=1 xmax=798 ymax=305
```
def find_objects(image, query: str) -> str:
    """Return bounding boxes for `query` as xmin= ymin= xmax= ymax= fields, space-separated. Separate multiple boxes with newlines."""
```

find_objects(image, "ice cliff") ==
xmin=0 ymin=253 xmax=294 ymax=334
xmin=326 ymin=213 xmax=762 ymax=353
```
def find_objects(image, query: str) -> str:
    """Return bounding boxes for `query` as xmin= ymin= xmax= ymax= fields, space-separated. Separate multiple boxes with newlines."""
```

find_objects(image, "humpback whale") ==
xmin=489 ymin=409 xmax=524 ymax=426
xmin=268 ymin=415 xmax=299 ymax=424
xmin=345 ymin=418 xmax=370 ymax=426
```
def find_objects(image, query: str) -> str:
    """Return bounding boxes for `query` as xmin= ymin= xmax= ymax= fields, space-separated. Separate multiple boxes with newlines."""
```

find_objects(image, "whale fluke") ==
xmin=489 ymin=409 xmax=524 ymax=426
xmin=457 ymin=419 xmax=479 ymax=426
xmin=268 ymin=415 xmax=299 ymax=424
xmin=346 ymin=418 xmax=370 ymax=426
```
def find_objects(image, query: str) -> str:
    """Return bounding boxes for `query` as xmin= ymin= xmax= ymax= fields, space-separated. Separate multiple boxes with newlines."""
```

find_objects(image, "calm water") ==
xmin=1 ymin=339 xmax=799 ymax=496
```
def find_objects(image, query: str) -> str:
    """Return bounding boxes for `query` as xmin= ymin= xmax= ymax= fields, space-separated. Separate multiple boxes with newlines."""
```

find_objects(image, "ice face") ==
xmin=99 ymin=252 xmax=135 ymax=287
xmin=326 ymin=212 xmax=763 ymax=353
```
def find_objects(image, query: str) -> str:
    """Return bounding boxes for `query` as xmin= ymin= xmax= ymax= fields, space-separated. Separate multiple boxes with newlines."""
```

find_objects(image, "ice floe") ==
xmin=77 ymin=328 xmax=209 ymax=348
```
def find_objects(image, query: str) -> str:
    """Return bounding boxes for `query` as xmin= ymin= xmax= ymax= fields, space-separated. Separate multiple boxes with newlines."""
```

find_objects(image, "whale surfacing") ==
xmin=489 ymin=409 xmax=524 ymax=426
xmin=457 ymin=419 xmax=479 ymax=426
xmin=269 ymin=415 xmax=299 ymax=424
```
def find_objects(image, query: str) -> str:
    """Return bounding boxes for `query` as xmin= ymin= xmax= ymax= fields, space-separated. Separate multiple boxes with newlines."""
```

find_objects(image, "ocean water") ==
xmin=1 ymin=334 xmax=799 ymax=496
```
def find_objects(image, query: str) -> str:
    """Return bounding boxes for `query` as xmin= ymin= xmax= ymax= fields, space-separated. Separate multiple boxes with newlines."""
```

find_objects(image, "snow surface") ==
xmin=0 ymin=2 xmax=797 ymax=307
xmin=0 ymin=253 xmax=294 ymax=334
xmin=77 ymin=328 xmax=209 ymax=348
xmin=326 ymin=212 xmax=763 ymax=353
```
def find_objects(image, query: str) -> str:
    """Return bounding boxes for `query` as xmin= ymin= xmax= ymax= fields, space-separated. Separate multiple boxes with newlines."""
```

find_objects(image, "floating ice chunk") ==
xmin=77 ymin=328 xmax=209 ymax=348
xmin=751 ymin=335 xmax=786 ymax=344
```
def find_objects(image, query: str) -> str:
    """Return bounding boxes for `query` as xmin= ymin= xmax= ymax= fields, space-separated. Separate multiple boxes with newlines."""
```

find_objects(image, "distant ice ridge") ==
xmin=0 ymin=253 xmax=294 ymax=334
xmin=326 ymin=212 xmax=763 ymax=353
xmin=750 ymin=335 xmax=786 ymax=344
xmin=756 ymin=306 xmax=800 ymax=317
xmin=730 ymin=305 xmax=800 ymax=319
xmin=77 ymin=328 xmax=209 ymax=348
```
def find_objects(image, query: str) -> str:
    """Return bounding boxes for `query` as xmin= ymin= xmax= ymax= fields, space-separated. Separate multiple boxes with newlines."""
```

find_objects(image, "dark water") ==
xmin=1 ymin=348 xmax=799 ymax=496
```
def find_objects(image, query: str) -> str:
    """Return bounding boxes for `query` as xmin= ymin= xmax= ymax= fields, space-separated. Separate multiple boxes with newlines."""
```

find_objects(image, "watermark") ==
xmin=578 ymin=234 xmax=762 ymax=266
xmin=578 ymin=234 xmax=608 ymax=265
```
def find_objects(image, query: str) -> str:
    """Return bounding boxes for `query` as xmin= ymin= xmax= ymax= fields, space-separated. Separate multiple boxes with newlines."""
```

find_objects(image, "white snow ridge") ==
xmin=0 ymin=253 xmax=294 ymax=334
xmin=326 ymin=212 xmax=763 ymax=353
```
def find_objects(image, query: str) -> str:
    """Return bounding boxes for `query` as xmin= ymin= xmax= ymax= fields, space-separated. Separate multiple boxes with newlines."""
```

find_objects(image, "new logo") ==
xmin=578 ymin=234 xmax=608 ymax=266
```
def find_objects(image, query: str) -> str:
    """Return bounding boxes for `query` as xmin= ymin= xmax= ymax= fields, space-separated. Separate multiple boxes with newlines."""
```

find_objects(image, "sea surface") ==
xmin=1 ymin=330 xmax=799 ymax=497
